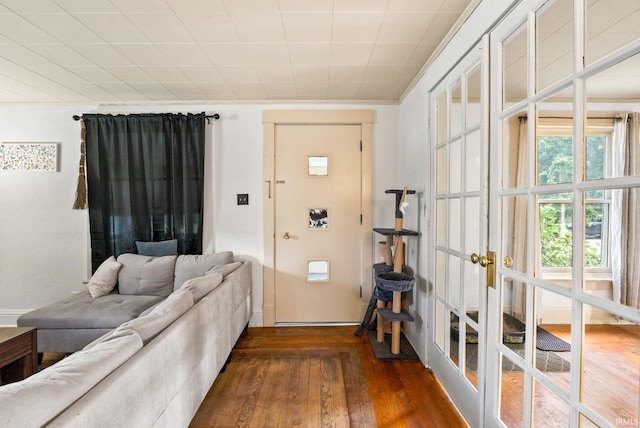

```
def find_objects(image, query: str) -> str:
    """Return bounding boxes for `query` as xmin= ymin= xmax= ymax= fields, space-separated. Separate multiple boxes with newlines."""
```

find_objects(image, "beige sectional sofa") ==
xmin=0 ymin=252 xmax=252 ymax=427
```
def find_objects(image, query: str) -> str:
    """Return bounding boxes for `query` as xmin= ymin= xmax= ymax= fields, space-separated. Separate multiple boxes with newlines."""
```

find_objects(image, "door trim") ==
xmin=263 ymin=110 xmax=374 ymax=326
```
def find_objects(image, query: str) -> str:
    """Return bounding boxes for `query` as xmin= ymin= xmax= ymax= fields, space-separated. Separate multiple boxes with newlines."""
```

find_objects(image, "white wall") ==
xmin=0 ymin=103 xmax=399 ymax=326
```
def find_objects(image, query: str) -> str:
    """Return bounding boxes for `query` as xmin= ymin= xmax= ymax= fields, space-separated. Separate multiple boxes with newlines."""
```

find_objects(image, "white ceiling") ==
xmin=0 ymin=0 xmax=474 ymax=104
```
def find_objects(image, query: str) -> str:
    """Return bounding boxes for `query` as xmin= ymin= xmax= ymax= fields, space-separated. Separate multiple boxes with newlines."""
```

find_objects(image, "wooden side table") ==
xmin=0 ymin=327 xmax=37 ymax=385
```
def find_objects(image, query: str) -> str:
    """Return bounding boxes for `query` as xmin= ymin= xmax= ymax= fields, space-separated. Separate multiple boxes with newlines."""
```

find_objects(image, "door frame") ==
xmin=263 ymin=110 xmax=374 ymax=326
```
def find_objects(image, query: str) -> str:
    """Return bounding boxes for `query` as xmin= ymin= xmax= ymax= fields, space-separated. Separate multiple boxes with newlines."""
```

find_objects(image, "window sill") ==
xmin=540 ymin=271 xmax=612 ymax=290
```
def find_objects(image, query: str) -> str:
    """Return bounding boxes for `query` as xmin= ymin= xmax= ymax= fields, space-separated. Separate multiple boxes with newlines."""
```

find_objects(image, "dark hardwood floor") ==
xmin=37 ymin=324 xmax=637 ymax=427
xmin=190 ymin=326 xmax=468 ymax=428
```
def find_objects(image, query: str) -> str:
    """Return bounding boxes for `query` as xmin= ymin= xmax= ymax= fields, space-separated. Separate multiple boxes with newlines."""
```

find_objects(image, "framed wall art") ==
xmin=0 ymin=143 xmax=59 ymax=172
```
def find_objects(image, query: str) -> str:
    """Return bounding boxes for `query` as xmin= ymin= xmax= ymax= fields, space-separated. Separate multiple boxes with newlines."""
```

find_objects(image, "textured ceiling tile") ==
xmin=30 ymin=64 xmax=88 ymax=84
xmin=200 ymin=43 xmax=251 ymax=66
xmin=156 ymin=44 xmax=212 ymax=66
xmin=19 ymin=13 xmax=101 ymax=43
xmin=229 ymin=82 xmax=268 ymax=99
xmin=278 ymin=0 xmax=333 ymax=12
xmin=327 ymin=81 xmax=361 ymax=99
xmin=27 ymin=43 xmax=95 ymax=67
xmin=142 ymin=66 xmax=191 ymax=83
xmin=102 ymin=66 xmax=155 ymax=83
xmin=332 ymin=13 xmax=384 ymax=43
xmin=295 ymin=81 xmax=328 ymax=99
xmin=108 ymin=0 xmax=173 ymax=14
xmin=113 ymin=44 xmax=171 ymax=66
xmin=378 ymin=12 xmax=436 ymax=43
xmin=292 ymin=64 xmax=329 ymax=82
xmin=128 ymin=82 xmax=178 ymax=100
xmin=178 ymin=14 xmax=240 ymax=43
xmin=329 ymin=64 xmax=367 ymax=81
xmin=409 ymin=41 xmax=439 ymax=66
xmin=197 ymin=82 xmax=238 ymax=99
xmin=165 ymin=0 xmax=226 ymax=14
xmin=262 ymin=82 xmax=298 ymax=99
xmin=255 ymin=65 xmax=294 ymax=82
xmin=66 ymin=66 xmax=122 ymax=83
xmin=95 ymin=82 xmax=147 ymax=100
xmin=222 ymin=0 xmax=280 ymax=13
xmin=387 ymin=0 xmax=445 ymax=12
xmin=359 ymin=80 xmax=396 ymax=99
xmin=72 ymin=13 xmax=149 ymax=43
xmin=330 ymin=43 xmax=374 ymax=64
xmin=362 ymin=64 xmax=404 ymax=82
xmin=0 ymin=0 xmax=64 ymax=13
xmin=422 ymin=11 xmax=460 ymax=42
xmin=54 ymin=0 xmax=119 ymax=13
xmin=288 ymin=43 xmax=330 ymax=64
xmin=369 ymin=43 xmax=418 ymax=65
xmin=162 ymin=82 xmax=206 ymax=100
xmin=281 ymin=12 xmax=332 ymax=43
xmin=230 ymin=13 xmax=285 ymax=43
xmin=61 ymin=82 xmax=116 ymax=99
xmin=334 ymin=0 xmax=390 ymax=12
xmin=179 ymin=65 xmax=225 ymax=83
xmin=126 ymin=14 xmax=194 ymax=43
xmin=440 ymin=0 xmax=474 ymax=12
xmin=70 ymin=44 xmax=134 ymax=67
xmin=216 ymin=65 xmax=261 ymax=82
xmin=244 ymin=43 xmax=290 ymax=66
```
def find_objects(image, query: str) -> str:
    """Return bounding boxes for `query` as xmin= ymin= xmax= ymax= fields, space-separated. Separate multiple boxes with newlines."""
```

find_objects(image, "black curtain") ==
xmin=84 ymin=113 xmax=206 ymax=271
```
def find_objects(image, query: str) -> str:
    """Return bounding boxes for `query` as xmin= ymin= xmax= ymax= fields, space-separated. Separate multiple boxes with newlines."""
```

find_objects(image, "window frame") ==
xmin=535 ymin=119 xmax=614 ymax=277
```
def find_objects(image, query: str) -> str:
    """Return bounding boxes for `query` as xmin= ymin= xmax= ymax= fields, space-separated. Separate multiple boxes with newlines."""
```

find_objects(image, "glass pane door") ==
xmin=488 ymin=0 xmax=640 ymax=426
xmin=429 ymin=37 xmax=489 ymax=426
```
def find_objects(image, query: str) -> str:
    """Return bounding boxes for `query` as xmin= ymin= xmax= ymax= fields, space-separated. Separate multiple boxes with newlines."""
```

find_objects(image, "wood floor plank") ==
xmin=190 ymin=326 xmax=466 ymax=428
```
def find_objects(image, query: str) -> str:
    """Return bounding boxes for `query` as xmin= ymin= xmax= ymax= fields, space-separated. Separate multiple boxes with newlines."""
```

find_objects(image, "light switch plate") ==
xmin=237 ymin=193 xmax=249 ymax=205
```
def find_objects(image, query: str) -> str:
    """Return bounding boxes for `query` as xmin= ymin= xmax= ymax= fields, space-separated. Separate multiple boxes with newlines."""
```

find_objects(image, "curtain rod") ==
xmin=72 ymin=113 xmax=220 ymax=123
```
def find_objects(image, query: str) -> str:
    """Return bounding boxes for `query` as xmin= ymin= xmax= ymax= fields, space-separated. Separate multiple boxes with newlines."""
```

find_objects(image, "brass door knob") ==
xmin=283 ymin=232 xmax=292 ymax=239
xmin=503 ymin=256 xmax=513 ymax=268
xmin=470 ymin=253 xmax=492 ymax=267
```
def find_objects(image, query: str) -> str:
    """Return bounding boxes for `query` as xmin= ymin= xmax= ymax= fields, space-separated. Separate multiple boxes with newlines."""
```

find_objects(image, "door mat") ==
xmin=451 ymin=312 xmax=571 ymax=352
xmin=535 ymin=327 xmax=571 ymax=352
xmin=451 ymin=340 xmax=571 ymax=372
xmin=367 ymin=330 xmax=420 ymax=361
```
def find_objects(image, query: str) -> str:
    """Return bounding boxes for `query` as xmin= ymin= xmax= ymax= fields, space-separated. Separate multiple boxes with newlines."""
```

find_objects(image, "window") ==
xmin=536 ymin=121 xmax=612 ymax=271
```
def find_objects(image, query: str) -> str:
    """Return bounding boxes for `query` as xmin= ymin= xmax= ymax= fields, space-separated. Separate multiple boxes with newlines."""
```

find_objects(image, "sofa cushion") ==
xmin=112 ymin=290 xmax=194 ymax=344
xmin=206 ymin=261 xmax=243 ymax=278
xmin=86 ymin=256 xmax=122 ymax=298
xmin=173 ymin=252 xmax=233 ymax=290
xmin=135 ymin=239 xmax=178 ymax=256
xmin=0 ymin=328 xmax=142 ymax=428
xmin=181 ymin=272 xmax=224 ymax=303
xmin=117 ymin=253 xmax=177 ymax=297
xmin=17 ymin=293 xmax=164 ymax=329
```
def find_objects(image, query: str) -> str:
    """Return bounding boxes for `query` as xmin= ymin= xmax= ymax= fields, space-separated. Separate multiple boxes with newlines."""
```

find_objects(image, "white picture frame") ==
xmin=0 ymin=143 xmax=59 ymax=172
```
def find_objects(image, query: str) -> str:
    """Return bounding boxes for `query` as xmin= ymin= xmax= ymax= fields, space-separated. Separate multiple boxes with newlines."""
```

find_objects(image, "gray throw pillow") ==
xmin=117 ymin=254 xmax=177 ymax=297
xmin=135 ymin=239 xmax=178 ymax=256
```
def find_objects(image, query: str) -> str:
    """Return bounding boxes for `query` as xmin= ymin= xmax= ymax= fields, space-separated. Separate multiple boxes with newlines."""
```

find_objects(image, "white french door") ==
xmin=429 ymin=0 xmax=640 ymax=427
xmin=429 ymin=37 xmax=490 ymax=425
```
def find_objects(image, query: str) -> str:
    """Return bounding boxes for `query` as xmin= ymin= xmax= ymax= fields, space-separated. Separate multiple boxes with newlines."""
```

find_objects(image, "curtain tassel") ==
xmin=72 ymin=121 xmax=88 ymax=210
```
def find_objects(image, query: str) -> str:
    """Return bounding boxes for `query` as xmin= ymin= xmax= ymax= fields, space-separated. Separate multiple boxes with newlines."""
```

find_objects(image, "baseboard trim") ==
xmin=542 ymin=307 xmax=617 ymax=324
xmin=0 ymin=309 xmax=30 ymax=327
